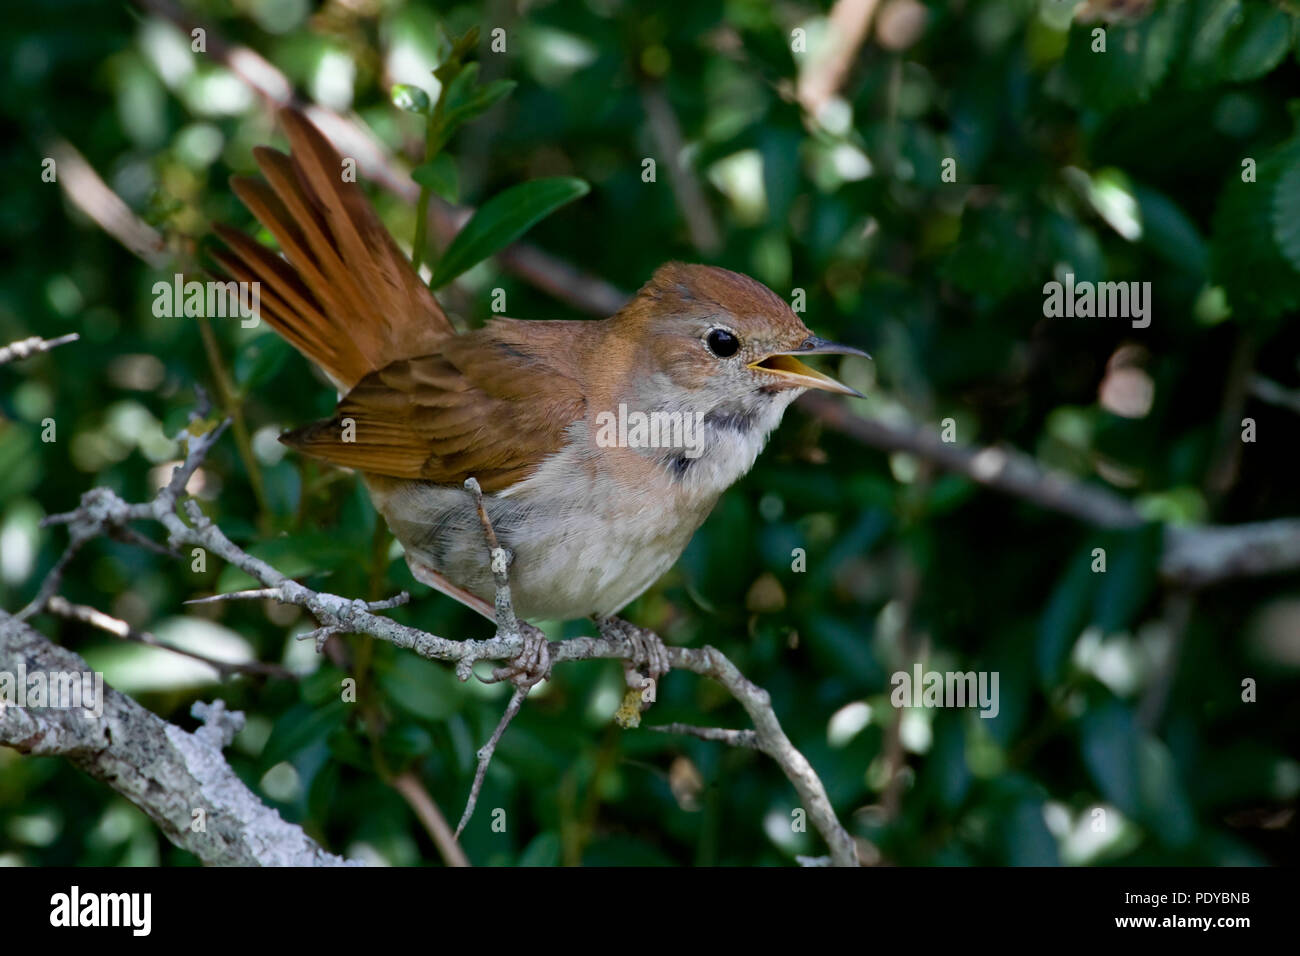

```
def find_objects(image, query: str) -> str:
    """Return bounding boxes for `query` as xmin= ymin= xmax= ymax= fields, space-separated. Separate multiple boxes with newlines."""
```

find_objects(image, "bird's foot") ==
xmin=595 ymin=616 xmax=671 ymax=705
xmin=489 ymin=621 xmax=551 ymax=691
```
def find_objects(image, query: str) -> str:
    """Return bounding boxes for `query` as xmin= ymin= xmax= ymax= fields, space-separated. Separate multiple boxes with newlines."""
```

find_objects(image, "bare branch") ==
xmin=449 ymin=478 xmax=553 ymax=836
xmin=455 ymin=686 xmax=528 ymax=839
xmin=805 ymin=392 xmax=1300 ymax=588
xmin=1249 ymin=374 xmax=1300 ymax=416
xmin=47 ymin=137 xmax=168 ymax=268
xmin=0 ymin=610 xmax=354 ymax=866
xmin=796 ymin=0 xmax=882 ymax=118
xmin=648 ymin=723 xmax=761 ymax=749
xmin=184 ymin=588 xmax=284 ymax=605
xmin=805 ymin=392 xmax=1144 ymax=529
xmin=1163 ymin=520 xmax=1300 ymax=587
xmin=0 ymin=333 xmax=79 ymax=366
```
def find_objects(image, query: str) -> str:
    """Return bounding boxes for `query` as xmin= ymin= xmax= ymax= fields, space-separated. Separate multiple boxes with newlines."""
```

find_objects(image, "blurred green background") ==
xmin=2 ymin=0 xmax=1299 ymax=866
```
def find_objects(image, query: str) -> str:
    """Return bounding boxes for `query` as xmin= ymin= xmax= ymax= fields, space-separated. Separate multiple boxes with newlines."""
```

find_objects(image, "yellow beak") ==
xmin=748 ymin=336 xmax=870 ymax=397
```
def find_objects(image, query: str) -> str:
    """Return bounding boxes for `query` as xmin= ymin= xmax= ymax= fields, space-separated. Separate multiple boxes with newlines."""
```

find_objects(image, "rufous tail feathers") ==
xmin=210 ymin=108 xmax=452 ymax=391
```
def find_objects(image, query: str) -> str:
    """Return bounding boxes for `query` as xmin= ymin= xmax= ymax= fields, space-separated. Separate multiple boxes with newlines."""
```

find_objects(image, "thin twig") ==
xmin=796 ymin=0 xmax=881 ymax=118
xmin=15 ymin=535 xmax=91 ymax=622
xmin=455 ymin=685 xmax=528 ymax=839
xmin=641 ymin=84 xmax=721 ymax=254
xmin=1249 ymin=374 xmax=1300 ymax=416
xmin=45 ymin=595 xmax=293 ymax=680
xmin=648 ymin=723 xmax=761 ymax=749
xmin=389 ymin=771 xmax=471 ymax=867
xmin=47 ymin=137 xmax=168 ymax=268
xmin=185 ymin=587 xmax=284 ymax=605
xmin=0 ymin=333 xmax=80 ymax=366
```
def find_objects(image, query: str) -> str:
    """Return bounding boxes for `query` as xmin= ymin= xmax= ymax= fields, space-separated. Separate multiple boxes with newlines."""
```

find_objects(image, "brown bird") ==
xmin=211 ymin=109 xmax=867 ymax=683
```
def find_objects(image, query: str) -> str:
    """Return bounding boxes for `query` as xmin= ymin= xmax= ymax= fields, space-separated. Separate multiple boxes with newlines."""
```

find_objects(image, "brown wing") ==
xmin=280 ymin=320 xmax=589 ymax=493
xmin=211 ymin=108 xmax=452 ymax=390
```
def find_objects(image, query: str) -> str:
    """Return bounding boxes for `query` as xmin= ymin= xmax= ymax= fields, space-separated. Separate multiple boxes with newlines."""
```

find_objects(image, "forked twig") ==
xmin=455 ymin=685 xmax=528 ymax=839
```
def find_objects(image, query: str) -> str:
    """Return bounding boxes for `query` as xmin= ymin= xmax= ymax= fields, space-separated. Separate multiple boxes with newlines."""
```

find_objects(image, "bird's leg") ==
xmin=462 ymin=478 xmax=551 ymax=690
xmin=595 ymin=616 xmax=671 ymax=706
xmin=406 ymin=558 xmax=496 ymax=621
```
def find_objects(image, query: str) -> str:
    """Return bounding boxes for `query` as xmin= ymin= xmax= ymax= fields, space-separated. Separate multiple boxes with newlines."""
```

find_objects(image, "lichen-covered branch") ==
xmin=0 ymin=609 xmax=353 ymax=866
xmin=16 ymin=410 xmax=861 ymax=866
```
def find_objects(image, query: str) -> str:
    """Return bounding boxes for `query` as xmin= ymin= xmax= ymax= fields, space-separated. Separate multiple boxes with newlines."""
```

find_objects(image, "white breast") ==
xmin=373 ymin=391 xmax=799 ymax=621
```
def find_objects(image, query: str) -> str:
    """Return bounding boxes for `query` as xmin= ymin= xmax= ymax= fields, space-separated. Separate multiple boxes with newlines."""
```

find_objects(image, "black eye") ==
xmin=706 ymin=328 xmax=740 ymax=358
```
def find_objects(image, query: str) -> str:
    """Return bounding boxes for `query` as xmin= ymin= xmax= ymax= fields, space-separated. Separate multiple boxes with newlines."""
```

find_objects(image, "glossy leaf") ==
xmin=429 ymin=177 xmax=589 ymax=288
xmin=412 ymin=153 xmax=459 ymax=203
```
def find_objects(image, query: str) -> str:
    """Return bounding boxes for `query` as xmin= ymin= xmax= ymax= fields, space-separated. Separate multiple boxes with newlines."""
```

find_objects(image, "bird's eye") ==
xmin=706 ymin=328 xmax=740 ymax=358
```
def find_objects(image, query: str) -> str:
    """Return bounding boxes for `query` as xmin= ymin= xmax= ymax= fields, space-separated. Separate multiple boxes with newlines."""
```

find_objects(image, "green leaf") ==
xmin=382 ymin=722 xmax=434 ymax=761
xmin=412 ymin=153 xmax=459 ymax=203
xmin=518 ymin=832 xmax=562 ymax=867
xmin=1139 ymin=737 xmax=1196 ymax=848
xmin=1212 ymin=133 xmax=1300 ymax=321
xmin=1065 ymin=166 xmax=1142 ymax=241
xmin=214 ymin=534 xmax=356 ymax=592
xmin=440 ymin=62 xmax=481 ymax=112
xmin=1037 ymin=546 xmax=1097 ymax=686
xmin=1062 ymin=6 xmax=1181 ymax=109
xmin=1218 ymin=4 xmax=1293 ymax=82
xmin=376 ymin=654 xmax=464 ymax=721
xmin=434 ymin=27 xmax=480 ymax=82
xmin=1271 ymin=160 xmax=1300 ymax=272
xmin=940 ymin=206 xmax=1038 ymax=301
xmin=1091 ymin=526 xmax=1160 ymax=634
xmin=464 ymin=79 xmax=516 ymax=119
xmin=431 ymin=77 xmax=517 ymax=154
xmin=1134 ymin=185 xmax=1208 ymax=276
xmin=1080 ymin=699 xmax=1140 ymax=816
xmin=1177 ymin=0 xmax=1291 ymax=86
xmin=261 ymin=701 xmax=348 ymax=770
xmin=1001 ymin=798 xmax=1061 ymax=866
xmin=1181 ymin=0 xmax=1244 ymax=87
xmin=390 ymin=83 xmax=431 ymax=115
xmin=429 ymin=177 xmax=589 ymax=288
xmin=233 ymin=334 xmax=291 ymax=391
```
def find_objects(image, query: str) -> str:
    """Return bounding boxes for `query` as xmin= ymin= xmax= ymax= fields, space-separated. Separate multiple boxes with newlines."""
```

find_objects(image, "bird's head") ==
xmin=615 ymin=262 xmax=867 ymax=423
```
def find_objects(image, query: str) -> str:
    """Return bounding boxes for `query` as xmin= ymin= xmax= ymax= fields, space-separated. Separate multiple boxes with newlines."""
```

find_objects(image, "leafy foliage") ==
xmin=1 ymin=0 xmax=1298 ymax=867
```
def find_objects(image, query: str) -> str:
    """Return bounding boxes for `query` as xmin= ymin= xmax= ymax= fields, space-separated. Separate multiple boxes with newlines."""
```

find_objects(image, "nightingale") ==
xmin=211 ymin=109 xmax=867 ymax=683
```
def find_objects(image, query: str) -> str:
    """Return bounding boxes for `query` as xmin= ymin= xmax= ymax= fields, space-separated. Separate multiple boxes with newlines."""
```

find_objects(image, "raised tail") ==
xmin=210 ymin=108 xmax=453 ymax=391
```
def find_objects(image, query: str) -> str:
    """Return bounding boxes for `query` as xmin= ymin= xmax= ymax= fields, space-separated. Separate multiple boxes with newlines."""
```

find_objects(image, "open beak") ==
xmin=748 ymin=336 xmax=870 ymax=398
